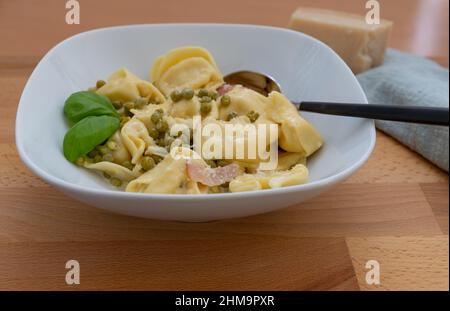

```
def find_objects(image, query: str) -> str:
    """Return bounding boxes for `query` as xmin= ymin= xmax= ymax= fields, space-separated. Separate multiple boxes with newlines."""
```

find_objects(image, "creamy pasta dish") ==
xmin=62 ymin=46 xmax=323 ymax=194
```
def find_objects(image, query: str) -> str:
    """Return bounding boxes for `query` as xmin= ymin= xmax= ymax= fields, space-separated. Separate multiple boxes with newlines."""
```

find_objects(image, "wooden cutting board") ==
xmin=0 ymin=0 xmax=448 ymax=290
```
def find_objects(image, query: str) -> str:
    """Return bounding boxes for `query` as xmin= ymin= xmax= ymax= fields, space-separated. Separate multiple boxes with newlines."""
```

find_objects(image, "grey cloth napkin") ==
xmin=357 ymin=49 xmax=449 ymax=171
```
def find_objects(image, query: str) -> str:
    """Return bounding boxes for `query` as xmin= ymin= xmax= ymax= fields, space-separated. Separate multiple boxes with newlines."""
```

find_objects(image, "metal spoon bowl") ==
xmin=223 ymin=70 xmax=449 ymax=126
xmin=223 ymin=71 xmax=281 ymax=96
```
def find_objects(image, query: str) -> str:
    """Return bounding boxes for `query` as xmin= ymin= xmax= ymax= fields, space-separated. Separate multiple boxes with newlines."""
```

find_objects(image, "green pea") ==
xmin=220 ymin=95 xmax=231 ymax=107
xmin=170 ymin=90 xmax=183 ymax=102
xmin=110 ymin=178 xmax=122 ymax=187
xmin=141 ymin=156 xmax=155 ymax=171
xmin=151 ymin=111 xmax=162 ymax=124
xmin=182 ymin=88 xmax=194 ymax=100
xmin=112 ymin=100 xmax=123 ymax=109
xmin=98 ymin=145 xmax=109 ymax=155
xmin=226 ymin=112 xmax=238 ymax=121
xmin=156 ymin=120 xmax=169 ymax=133
xmin=208 ymin=90 xmax=218 ymax=100
xmin=96 ymin=80 xmax=106 ymax=89
xmin=197 ymin=89 xmax=209 ymax=97
xmin=200 ymin=102 xmax=212 ymax=115
xmin=246 ymin=110 xmax=260 ymax=123
xmin=134 ymin=97 xmax=148 ymax=109
xmin=107 ymin=141 xmax=118 ymax=150
xmin=149 ymin=128 xmax=160 ymax=139
xmin=122 ymin=160 xmax=133 ymax=170
xmin=199 ymin=96 xmax=212 ymax=103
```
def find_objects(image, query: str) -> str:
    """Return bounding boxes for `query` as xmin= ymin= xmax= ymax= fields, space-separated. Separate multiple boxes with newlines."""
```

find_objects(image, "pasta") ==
xmin=266 ymin=92 xmax=323 ymax=155
xmin=108 ymin=131 xmax=131 ymax=164
xmin=229 ymin=164 xmax=309 ymax=192
xmin=121 ymin=117 xmax=154 ymax=164
xmin=64 ymin=46 xmax=323 ymax=194
xmin=150 ymin=46 xmax=223 ymax=96
xmin=97 ymin=68 xmax=165 ymax=103
xmin=84 ymin=161 xmax=140 ymax=182
xmin=126 ymin=148 xmax=189 ymax=194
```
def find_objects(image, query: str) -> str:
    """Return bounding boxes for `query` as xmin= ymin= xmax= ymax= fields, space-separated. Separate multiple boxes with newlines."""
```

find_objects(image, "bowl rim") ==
xmin=15 ymin=23 xmax=376 ymax=201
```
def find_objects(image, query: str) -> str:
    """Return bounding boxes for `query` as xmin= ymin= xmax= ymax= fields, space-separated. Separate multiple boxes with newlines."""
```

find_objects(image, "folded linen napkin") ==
xmin=357 ymin=49 xmax=449 ymax=171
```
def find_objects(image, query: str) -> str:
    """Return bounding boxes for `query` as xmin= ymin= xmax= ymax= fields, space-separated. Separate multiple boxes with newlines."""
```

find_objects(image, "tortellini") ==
xmin=126 ymin=147 xmax=204 ymax=194
xmin=108 ymin=131 xmax=131 ymax=164
xmin=74 ymin=46 xmax=323 ymax=194
xmin=97 ymin=68 xmax=165 ymax=103
xmin=218 ymin=86 xmax=267 ymax=121
xmin=84 ymin=161 xmax=140 ymax=182
xmin=227 ymin=174 xmax=263 ymax=192
xmin=126 ymin=149 xmax=188 ymax=193
xmin=219 ymin=85 xmax=323 ymax=156
xmin=121 ymin=117 xmax=154 ymax=164
xmin=266 ymin=92 xmax=323 ymax=155
xmin=276 ymin=152 xmax=306 ymax=171
xmin=151 ymin=46 xmax=223 ymax=96
xmin=229 ymin=164 xmax=309 ymax=192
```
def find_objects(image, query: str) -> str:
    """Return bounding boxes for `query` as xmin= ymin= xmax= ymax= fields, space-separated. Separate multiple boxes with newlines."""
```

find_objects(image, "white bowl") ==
xmin=16 ymin=24 xmax=375 ymax=222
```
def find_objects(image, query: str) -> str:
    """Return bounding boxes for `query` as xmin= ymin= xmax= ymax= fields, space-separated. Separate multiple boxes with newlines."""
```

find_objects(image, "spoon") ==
xmin=223 ymin=71 xmax=449 ymax=126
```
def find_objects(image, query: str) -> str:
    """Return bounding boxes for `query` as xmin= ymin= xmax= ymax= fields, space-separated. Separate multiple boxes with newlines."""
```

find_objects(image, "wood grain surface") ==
xmin=0 ymin=0 xmax=448 ymax=291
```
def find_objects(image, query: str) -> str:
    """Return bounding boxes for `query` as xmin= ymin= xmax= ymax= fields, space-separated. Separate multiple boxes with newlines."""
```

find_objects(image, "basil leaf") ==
xmin=64 ymin=91 xmax=118 ymax=123
xmin=63 ymin=115 xmax=120 ymax=162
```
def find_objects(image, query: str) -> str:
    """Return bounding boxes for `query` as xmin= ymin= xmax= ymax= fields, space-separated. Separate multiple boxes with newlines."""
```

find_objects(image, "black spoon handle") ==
xmin=297 ymin=102 xmax=449 ymax=126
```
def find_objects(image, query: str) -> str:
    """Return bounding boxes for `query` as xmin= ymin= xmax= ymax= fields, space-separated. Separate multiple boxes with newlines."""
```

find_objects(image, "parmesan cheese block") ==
xmin=289 ymin=7 xmax=393 ymax=74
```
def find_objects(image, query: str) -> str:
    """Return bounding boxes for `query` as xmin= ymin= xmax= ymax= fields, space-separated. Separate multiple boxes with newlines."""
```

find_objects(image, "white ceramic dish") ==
xmin=16 ymin=24 xmax=375 ymax=222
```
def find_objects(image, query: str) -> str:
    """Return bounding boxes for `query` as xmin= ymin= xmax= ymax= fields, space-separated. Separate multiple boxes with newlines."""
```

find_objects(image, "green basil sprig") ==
xmin=64 ymin=91 xmax=118 ymax=123
xmin=63 ymin=115 xmax=119 ymax=162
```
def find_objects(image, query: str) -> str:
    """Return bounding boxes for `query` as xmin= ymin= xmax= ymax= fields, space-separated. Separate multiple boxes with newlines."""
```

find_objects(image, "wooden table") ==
xmin=0 ymin=0 xmax=448 ymax=290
